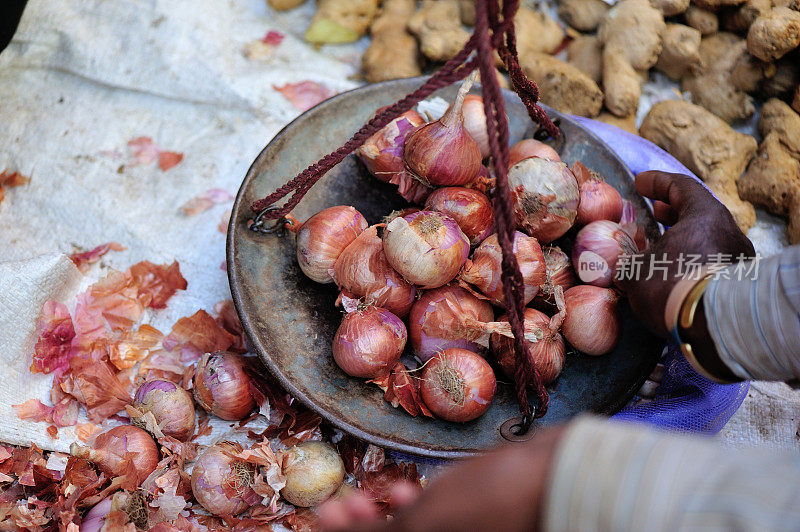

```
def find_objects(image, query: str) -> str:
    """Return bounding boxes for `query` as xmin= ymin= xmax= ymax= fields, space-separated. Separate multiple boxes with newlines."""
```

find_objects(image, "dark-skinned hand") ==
xmin=617 ymin=171 xmax=755 ymax=337
xmin=319 ymin=425 xmax=567 ymax=532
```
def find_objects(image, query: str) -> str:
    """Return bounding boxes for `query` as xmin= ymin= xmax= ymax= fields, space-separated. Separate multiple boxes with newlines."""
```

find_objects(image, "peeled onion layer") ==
xmin=507 ymin=157 xmax=579 ymax=243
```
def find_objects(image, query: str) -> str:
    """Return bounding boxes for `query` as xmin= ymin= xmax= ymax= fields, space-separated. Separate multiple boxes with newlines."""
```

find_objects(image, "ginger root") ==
xmin=747 ymin=6 xmax=800 ymax=62
xmin=738 ymin=98 xmax=800 ymax=243
xmin=514 ymin=8 xmax=565 ymax=62
xmin=684 ymin=5 xmax=719 ymax=35
xmin=655 ymin=23 xmax=702 ymax=80
xmin=362 ymin=0 xmax=421 ymax=82
xmin=520 ymin=54 xmax=604 ymax=117
xmin=597 ymin=111 xmax=638 ymax=135
xmin=408 ymin=0 xmax=469 ymax=62
xmin=305 ymin=0 xmax=379 ymax=44
xmin=567 ymin=35 xmax=602 ymax=84
xmin=598 ymin=0 xmax=666 ymax=117
xmin=650 ymin=0 xmax=690 ymax=16
xmin=719 ymin=0 xmax=770 ymax=33
xmin=558 ymin=0 xmax=610 ymax=32
xmin=793 ymin=84 xmax=800 ymax=113
xmin=640 ymin=100 xmax=757 ymax=231
xmin=681 ymin=33 xmax=755 ymax=123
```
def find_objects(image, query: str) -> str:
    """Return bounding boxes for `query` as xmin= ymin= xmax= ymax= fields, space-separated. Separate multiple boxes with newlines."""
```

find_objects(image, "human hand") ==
xmin=319 ymin=425 xmax=567 ymax=532
xmin=617 ymin=171 xmax=754 ymax=337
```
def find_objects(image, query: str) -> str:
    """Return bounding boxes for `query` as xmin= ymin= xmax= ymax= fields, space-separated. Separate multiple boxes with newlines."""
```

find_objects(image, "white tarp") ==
xmin=0 ymin=0 xmax=796 ymax=454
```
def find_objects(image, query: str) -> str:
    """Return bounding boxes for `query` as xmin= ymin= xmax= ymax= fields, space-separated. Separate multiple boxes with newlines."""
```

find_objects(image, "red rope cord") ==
xmin=250 ymin=0 xmax=556 ymax=421
xmin=475 ymin=0 xmax=549 ymax=419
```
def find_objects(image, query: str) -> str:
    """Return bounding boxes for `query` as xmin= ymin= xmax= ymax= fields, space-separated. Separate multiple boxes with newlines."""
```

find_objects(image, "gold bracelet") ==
xmin=675 ymin=277 xmax=727 ymax=383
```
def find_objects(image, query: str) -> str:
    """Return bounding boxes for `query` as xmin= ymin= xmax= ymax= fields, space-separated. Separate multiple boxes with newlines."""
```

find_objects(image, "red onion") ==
xmin=132 ymin=378 xmax=196 ymax=441
xmin=424 ymin=187 xmax=494 ymax=245
xmin=383 ymin=210 xmax=470 ymax=289
xmin=70 ymin=426 xmax=159 ymax=483
xmin=507 ymin=139 xmax=561 ymax=167
xmin=356 ymin=109 xmax=431 ymax=203
xmin=82 ymin=497 xmax=112 ymax=532
xmin=294 ymin=206 xmax=368 ymax=283
xmin=459 ymin=231 xmax=547 ymax=307
xmin=332 ymin=225 xmax=416 ymax=317
xmin=508 ymin=157 xmax=579 ymax=243
xmin=408 ymin=285 xmax=495 ymax=362
xmin=562 ymin=286 xmax=622 ymax=355
xmin=465 ymin=164 xmax=495 ymax=195
xmin=191 ymin=441 xmax=257 ymax=516
xmin=281 ymin=441 xmax=345 ymax=507
xmin=404 ymin=77 xmax=482 ymax=187
xmin=193 ymin=352 xmax=256 ymax=421
xmin=420 ymin=348 xmax=496 ymax=422
xmin=332 ymin=306 xmax=407 ymax=378
xmin=462 ymin=94 xmax=491 ymax=159
xmin=491 ymin=302 xmax=567 ymax=386
xmin=533 ymin=246 xmax=577 ymax=309
xmin=572 ymin=161 xmax=623 ymax=226
xmin=572 ymin=220 xmax=637 ymax=287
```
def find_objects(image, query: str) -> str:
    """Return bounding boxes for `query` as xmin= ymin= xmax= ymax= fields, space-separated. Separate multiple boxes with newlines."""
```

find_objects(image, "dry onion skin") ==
xmin=408 ymin=285 xmax=495 ymax=362
xmin=132 ymin=378 xmax=196 ymax=441
xmin=332 ymin=225 xmax=416 ymax=317
xmin=562 ymin=285 xmax=622 ymax=355
xmin=460 ymin=231 xmax=547 ymax=307
xmin=507 ymin=139 xmax=561 ymax=167
xmin=508 ymin=157 xmax=579 ymax=243
xmin=193 ymin=352 xmax=256 ymax=421
xmin=70 ymin=426 xmax=160 ymax=483
xmin=383 ymin=210 xmax=470 ymax=289
xmin=281 ymin=441 xmax=345 ymax=508
xmin=420 ymin=348 xmax=496 ymax=422
xmin=295 ymin=205 xmax=368 ymax=283
xmin=424 ymin=187 xmax=494 ymax=246
xmin=490 ymin=307 xmax=566 ymax=386
xmin=191 ymin=441 xmax=257 ymax=516
xmin=332 ymin=306 xmax=407 ymax=378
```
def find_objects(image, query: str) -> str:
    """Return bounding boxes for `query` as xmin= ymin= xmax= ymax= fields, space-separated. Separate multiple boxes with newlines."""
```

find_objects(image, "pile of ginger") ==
xmin=268 ymin=0 xmax=800 ymax=243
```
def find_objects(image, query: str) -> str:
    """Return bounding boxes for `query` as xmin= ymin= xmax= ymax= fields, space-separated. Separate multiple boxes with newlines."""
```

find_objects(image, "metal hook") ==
xmin=499 ymin=404 xmax=537 ymax=442
xmin=249 ymin=206 xmax=291 ymax=237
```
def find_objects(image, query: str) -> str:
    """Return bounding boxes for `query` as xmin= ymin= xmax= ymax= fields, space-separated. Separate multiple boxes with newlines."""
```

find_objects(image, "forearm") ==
xmin=702 ymin=246 xmax=800 ymax=381
xmin=544 ymin=416 xmax=800 ymax=531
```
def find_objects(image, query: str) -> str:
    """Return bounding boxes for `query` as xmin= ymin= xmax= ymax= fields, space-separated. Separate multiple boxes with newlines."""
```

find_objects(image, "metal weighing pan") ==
xmin=227 ymin=77 xmax=661 ymax=459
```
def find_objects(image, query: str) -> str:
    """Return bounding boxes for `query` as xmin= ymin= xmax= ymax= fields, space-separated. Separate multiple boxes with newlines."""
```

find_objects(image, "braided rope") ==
xmin=250 ymin=0 xmax=556 ymax=421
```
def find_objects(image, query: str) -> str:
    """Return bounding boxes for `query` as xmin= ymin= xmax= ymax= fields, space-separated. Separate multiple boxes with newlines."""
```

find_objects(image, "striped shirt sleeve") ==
xmin=703 ymin=245 xmax=800 ymax=381
xmin=544 ymin=416 xmax=800 ymax=531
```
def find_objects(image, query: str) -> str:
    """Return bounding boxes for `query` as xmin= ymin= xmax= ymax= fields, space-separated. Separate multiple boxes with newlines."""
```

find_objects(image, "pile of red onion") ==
xmin=290 ymin=77 xmax=646 ymax=425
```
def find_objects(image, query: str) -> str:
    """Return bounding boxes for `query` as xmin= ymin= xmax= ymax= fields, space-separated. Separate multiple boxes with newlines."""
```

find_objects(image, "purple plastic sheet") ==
xmin=576 ymin=117 xmax=749 ymax=434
